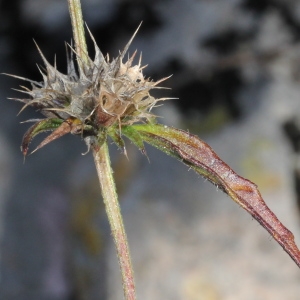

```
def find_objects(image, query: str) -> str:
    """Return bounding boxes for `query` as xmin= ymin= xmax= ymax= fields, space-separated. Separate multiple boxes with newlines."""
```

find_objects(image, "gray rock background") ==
xmin=1 ymin=0 xmax=300 ymax=299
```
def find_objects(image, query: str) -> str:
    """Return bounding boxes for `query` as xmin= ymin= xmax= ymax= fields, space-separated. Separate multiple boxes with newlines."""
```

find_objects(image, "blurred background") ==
xmin=1 ymin=0 xmax=300 ymax=299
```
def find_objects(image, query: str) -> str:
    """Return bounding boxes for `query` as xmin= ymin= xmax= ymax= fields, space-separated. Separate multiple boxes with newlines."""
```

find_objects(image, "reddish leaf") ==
xmin=131 ymin=123 xmax=300 ymax=268
xmin=22 ymin=118 xmax=63 ymax=156
xmin=31 ymin=117 xmax=82 ymax=154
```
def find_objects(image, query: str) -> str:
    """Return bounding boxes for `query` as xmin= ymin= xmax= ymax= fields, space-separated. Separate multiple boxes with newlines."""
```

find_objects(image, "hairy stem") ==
xmin=67 ymin=0 xmax=89 ymax=67
xmin=93 ymin=143 xmax=136 ymax=300
xmin=67 ymin=0 xmax=136 ymax=298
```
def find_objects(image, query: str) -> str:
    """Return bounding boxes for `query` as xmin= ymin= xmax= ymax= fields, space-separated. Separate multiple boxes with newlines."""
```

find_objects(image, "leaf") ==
xmin=131 ymin=123 xmax=300 ymax=268
xmin=121 ymin=125 xmax=146 ymax=155
xmin=21 ymin=118 xmax=63 ymax=155
xmin=31 ymin=117 xmax=82 ymax=154
xmin=108 ymin=127 xmax=126 ymax=153
xmin=22 ymin=117 xmax=84 ymax=156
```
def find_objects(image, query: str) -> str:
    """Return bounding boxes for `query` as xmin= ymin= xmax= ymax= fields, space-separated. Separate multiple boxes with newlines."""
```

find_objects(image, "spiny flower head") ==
xmin=8 ymin=25 xmax=169 ymax=156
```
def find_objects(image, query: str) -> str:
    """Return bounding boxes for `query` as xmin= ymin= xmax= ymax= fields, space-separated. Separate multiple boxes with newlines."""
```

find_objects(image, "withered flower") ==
xmin=8 ymin=25 xmax=168 ymax=156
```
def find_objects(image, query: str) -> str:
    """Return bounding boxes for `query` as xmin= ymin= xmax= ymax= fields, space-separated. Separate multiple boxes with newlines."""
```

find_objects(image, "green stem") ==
xmin=67 ymin=0 xmax=136 ymax=298
xmin=93 ymin=143 xmax=136 ymax=300
xmin=67 ymin=0 xmax=89 ymax=67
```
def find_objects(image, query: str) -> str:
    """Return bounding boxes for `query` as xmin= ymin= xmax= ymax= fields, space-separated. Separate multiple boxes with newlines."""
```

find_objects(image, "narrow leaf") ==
xmin=132 ymin=123 xmax=300 ymax=268
xmin=31 ymin=117 xmax=81 ymax=154
xmin=22 ymin=118 xmax=63 ymax=155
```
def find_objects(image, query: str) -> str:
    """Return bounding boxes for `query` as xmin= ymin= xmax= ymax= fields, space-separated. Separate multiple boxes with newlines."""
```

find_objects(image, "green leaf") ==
xmin=132 ymin=123 xmax=300 ymax=268
xmin=22 ymin=118 xmax=63 ymax=155
xmin=122 ymin=125 xmax=146 ymax=155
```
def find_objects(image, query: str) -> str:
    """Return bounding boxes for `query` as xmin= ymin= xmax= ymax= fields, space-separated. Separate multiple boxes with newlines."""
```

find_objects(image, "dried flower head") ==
xmin=8 ymin=25 xmax=169 ymax=156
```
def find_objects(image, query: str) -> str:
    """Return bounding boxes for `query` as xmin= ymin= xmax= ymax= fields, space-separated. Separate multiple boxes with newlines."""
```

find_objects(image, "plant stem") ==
xmin=93 ymin=143 xmax=136 ymax=300
xmin=67 ymin=0 xmax=136 ymax=298
xmin=67 ymin=0 xmax=89 ymax=67
xmin=68 ymin=0 xmax=136 ymax=300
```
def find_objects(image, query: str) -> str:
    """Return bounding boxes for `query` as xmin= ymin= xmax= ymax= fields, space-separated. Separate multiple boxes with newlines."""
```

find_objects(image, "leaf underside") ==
xmin=128 ymin=123 xmax=300 ymax=268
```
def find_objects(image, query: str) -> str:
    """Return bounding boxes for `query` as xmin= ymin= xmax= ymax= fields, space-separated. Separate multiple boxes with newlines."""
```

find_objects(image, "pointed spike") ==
xmin=138 ymin=52 xmax=142 ymax=67
xmin=85 ymin=24 xmax=106 ymax=65
xmin=67 ymin=40 xmax=90 ymax=78
xmin=119 ymin=22 xmax=142 ymax=61
xmin=17 ymin=98 xmax=46 ymax=115
xmin=8 ymin=97 xmax=28 ymax=104
xmin=20 ymin=119 xmax=43 ymax=124
xmin=18 ymin=85 xmax=32 ymax=92
xmin=151 ymin=86 xmax=172 ymax=90
xmin=139 ymin=64 xmax=148 ymax=71
xmin=33 ymin=40 xmax=68 ymax=82
xmin=155 ymin=97 xmax=178 ymax=102
xmin=70 ymin=49 xmax=89 ymax=80
xmin=126 ymin=50 xmax=137 ymax=68
xmin=36 ymin=64 xmax=48 ymax=84
xmin=2 ymin=73 xmax=43 ymax=87
xmin=11 ymin=87 xmax=32 ymax=95
xmin=65 ymin=42 xmax=78 ymax=79
xmin=33 ymin=40 xmax=55 ymax=74
xmin=112 ymin=22 xmax=143 ymax=75
xmin=153 ymin=75 xmax=172 ymax=86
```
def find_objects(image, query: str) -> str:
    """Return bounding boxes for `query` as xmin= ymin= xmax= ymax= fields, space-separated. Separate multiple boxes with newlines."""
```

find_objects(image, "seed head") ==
xmin=8 ymin=25 xmax=170 ymax=155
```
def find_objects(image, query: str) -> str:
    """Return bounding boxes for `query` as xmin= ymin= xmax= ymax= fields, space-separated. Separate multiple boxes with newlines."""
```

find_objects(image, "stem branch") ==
xmin=93 ymin=143 xmax=136 ymax=300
